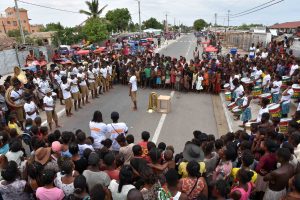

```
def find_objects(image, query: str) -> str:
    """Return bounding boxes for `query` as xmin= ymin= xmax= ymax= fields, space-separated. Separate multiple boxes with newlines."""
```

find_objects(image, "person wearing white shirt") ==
xmin=43 ymin=88 xmax=60 ymax=130
xmin=107 ymin=65 xmax=113 ymax=89
xmin=290 ymin=60 xmax=299 ymax=76
xmin=280 ymin=86 xmax=294 ymax=118
xmin=60 ymin=76 xmax=73 ymax=117
xmin=89 ymin=111 xmax=108 ymax=149
xmin=271 ymin=75 xmax=282 ymax=103
xmin=77 ymin=69 xmax=89 ymax=105
xmin=256 ymin=98 xmax=270 ymax=123
xmin=262 ymin=70 xmax=271 ymax=93
xmin=249 ymin=43 xmax=256 ymax=59
xmin=38 ymin=75 xmax=50 ymax=102
xmin=100 ymin=66 xmax=108 ymax=92
xmin=69 ymin=73 xmax=81 ymax=111
xmin=23 ymin=94 xmax=39 ymax=120
xmin=87 ymin=65 xmax=98 ymax=98
xmin=10 ymin=81 xmax=25 ymax=126
xmin=129 ymin=70 xmax=138 ymax=110
xmin=261 ymin=49 xmax=268 ymax=59
xmin=107 ymin=112 xmax=128 ymax=152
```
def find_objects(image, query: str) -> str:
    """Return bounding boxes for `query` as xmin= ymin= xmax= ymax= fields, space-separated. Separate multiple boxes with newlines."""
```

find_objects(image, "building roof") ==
xmin=269 ymin=21 xmax=300 ymax=29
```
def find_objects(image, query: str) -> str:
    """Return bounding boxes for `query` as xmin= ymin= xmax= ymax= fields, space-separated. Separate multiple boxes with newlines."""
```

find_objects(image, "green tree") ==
xmin=105 ymin=8 xmax=131 ymax=32
xmin=44 ymin=22 xmax=64 ymax=31
xmin=81 ymin=17 xmax=108 ymax=43
xmin=142 ymin=17 xmax=163 ymax=29
xmin=79 ymin=0 xmax=107 ymax=18
xmin=52 ymin=27 xmax=85 ymax=46
xmin=193 ymin=19 xmax=207 ymax=31
xmin=7 ymin=29 xmax=29 ymax=37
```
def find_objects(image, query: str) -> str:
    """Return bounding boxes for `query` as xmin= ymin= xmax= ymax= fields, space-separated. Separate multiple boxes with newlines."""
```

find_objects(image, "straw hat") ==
xmin=35 ymin=147 xmax=51 ymax=165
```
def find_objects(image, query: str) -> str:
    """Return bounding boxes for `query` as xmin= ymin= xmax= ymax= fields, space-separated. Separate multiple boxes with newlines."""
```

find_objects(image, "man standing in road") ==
xmin=129 ymin=69 xmax=138 ymax=111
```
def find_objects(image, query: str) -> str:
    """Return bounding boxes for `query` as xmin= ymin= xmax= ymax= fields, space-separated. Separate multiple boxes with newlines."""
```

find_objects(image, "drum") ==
xmin=292 ymin=84 xmax=300 ymax=99
xmin=259 ymin=93 xmax=272 ymax=103
xmin=224 ymin=83 xmax=230 ymax=90
xmin=252 ymin=86 xmax=262 ymax=97
xmin=241 ymin=77 xmax=253 ymax=86
xmin=232 ymin=106 xmax=242 ymax=116
xmin=268 ymin=104 xmax=281 ymax=118
xmin=227 ymin=102 xmax=236 ymax=110
xmin=225 ymin=92 xmax=232 ymax=101
xmin=255 ymin=79 xmax=262 ymax=86
xmin=279 ymin=118 xmax=291 ymax=133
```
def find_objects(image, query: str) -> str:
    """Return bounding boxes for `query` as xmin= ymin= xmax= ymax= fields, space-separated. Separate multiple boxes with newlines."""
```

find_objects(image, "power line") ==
xmin=17 ymin=0 xmax=80 ymax=14
xmin=231 ymin=0 xmax=284 ymax=18
xmin=230 ymin=0 xmax=277 ymax=16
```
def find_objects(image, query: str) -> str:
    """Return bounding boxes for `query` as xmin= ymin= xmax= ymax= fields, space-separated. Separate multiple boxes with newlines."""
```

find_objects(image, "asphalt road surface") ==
xmin=57 ymin=34 xmax=221 ymax=153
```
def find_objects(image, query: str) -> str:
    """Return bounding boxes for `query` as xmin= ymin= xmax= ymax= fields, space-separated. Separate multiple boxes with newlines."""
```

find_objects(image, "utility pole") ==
xmin=165 ymin=12 xmax=168 ymax=32
xmin=227 ymin=10 xmax=230 ymax=27
xmin=14 ymin=0 xmax=25 ymax=44
xmin=214 ymin=13 xmax=217 ymax=26
xmin=136 ymin=0 xmax=142 ymax=37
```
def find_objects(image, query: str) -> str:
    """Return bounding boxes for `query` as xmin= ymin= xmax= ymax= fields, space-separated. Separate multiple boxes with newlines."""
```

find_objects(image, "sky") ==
xmin=0 ymin=0 xmax=299 ymax=27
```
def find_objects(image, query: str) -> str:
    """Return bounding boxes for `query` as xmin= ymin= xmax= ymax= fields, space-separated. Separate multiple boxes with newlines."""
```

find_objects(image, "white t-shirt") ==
xmin=43 ymin=96 xmax=54 ymax=111
xmin=10 ymin=89 xmax=23 ymax=105
xmin=89 ymin=121 xmax=108 ymax=149
xmin=70 ymin=78 xmax=79 ymax=93
xmin=77 ymin=73 xmax=87 ymax=86
xmin=24 ymin=101 xmax=38 ymax=120
xmin=87 ymin=70 xmax=95 ymax=83
xmin=39 ymin=80 xmax=50 ymax=94
xmin=257 ymin=107 xmax=269 ymax=122
xmin=60 ymin=83 xmax=71 ymax=99
xmin=78 ymin=144 xmax=94 ymax=157
xmin=249 ymin=46 xmax=256 ymax=56
xmin=262 ymin=74 xmax=271 ymax=87
xmin=54 ymin=74 xmax=62 ymax=85
xmin=107 ymin=122 xmax=128 ymax=151
xmin=100 ymin=68 xmax=108 ymax=78
xmin=290 ymin=64 xmax=299 ymax=76
xmin=234 ymin=85 xmax=244 ymax=98
xmin=271 ymin=81 xmax=282 ymax=94
xmin=281 ymin=89 xmax=294 ymax=104
xmin=6 ymin=151 xmax=24 ymax=166
xmin=129 ymin=75 xmax=137 ymax=92
xmin=108 ymin=179 xmax=135 ymax=200
xmin=297 ymin=103 xmax=300 ymax=111
xmin=107 ymin=65 xmax=113 ymax=75
xmin=254 ymin=70 xmax=263 ymax=80
xmin=261 ymin=52 xmax=268 ymax=59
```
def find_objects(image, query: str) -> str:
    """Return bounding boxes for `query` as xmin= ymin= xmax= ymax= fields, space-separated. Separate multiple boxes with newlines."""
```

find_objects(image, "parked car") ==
xmin=58 ymin=45 xmax=70 ymax=55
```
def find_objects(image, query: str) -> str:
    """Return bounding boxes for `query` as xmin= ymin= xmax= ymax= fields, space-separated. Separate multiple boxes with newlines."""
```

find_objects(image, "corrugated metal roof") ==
xmin=270 ymin=21 xmax=300 ymax=29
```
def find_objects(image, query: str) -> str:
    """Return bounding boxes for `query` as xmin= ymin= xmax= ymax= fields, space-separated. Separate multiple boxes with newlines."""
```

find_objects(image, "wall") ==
xmin=225 ymin=31 xmax=270 ymax=51
xmin=0 ymin=46 xmax=49 ymax=76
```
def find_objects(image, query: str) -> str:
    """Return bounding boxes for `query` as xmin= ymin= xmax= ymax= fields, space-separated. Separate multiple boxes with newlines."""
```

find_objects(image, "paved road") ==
xmin=56 ymin=34 xmax=221 ymax=152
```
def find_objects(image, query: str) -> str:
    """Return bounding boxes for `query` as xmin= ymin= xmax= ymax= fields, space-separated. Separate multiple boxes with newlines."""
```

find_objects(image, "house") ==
xmin=269 ymin=21 xmax=300 ymax=34
xmin=28 ymin=31 xmax=56 ymax=45
xmin=0 ymin=7 xmax=43 ymax=34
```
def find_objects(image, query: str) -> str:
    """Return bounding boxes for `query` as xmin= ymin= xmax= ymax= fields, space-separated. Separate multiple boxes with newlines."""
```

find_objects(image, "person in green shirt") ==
xmin=144 ymin=66 xmax=151 ymax=87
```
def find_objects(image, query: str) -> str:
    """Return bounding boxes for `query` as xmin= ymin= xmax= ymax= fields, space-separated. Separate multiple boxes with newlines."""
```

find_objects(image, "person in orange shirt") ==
xmin=203 ymin=69 xmax=209 ymax=92
xmin=138 ymin=131 xmax=150 ymax=158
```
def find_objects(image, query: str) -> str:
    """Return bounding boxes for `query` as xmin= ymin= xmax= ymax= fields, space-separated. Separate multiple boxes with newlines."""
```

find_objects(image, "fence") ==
xmin=0 ymin=46 xmax=50 ymax=76
xmin=225 ymin=31 xmax=272 ymax=52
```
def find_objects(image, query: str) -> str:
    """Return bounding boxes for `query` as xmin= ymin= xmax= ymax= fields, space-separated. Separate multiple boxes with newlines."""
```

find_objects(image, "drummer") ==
xmin=253 ymin=97 xmax=269 ymax=123
xmin=231 ymin=78 xmax=244 ymax=105
xmin=270 ymin=75 xmax=282 ymax=104
xmin=251 ymin=66 xmax=262 ymax=86
xmin=239 ymin=92 xmax=253 ymax=127
xmin=262 ymin=69 xmax=271 ymax=93
xmin=279 ymin=82 xmax=294 ymax=118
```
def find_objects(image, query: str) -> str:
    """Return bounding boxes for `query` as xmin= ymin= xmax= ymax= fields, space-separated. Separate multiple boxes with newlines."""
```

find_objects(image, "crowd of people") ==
xmin=0 ymin=32 xmax=299 ymax=200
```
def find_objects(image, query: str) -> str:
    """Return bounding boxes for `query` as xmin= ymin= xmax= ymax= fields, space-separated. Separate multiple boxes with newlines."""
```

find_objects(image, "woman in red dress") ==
xmin=214 ymin=71 xmax=221 ymax=94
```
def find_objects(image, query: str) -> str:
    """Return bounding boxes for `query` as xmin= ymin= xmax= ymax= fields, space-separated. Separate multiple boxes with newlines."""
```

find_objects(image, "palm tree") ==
xmin=79 ymin=0 xmax=108 ymax=18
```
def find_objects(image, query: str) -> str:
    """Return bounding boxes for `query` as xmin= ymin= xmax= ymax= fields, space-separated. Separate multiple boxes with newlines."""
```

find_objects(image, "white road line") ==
xmin=41 ymin=108 xmax=65 ymax=126
xmin=152 ymin=91 xmax=175 ymax=144
xmin=185 ymin=39 xmax=194 ymax=58
xmin=219 ymin=93 xmax=233 ymax=132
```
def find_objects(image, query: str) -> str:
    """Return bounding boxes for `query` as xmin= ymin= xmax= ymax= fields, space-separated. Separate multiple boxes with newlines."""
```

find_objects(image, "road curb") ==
xmin=219 ymin=93 xmax=233 ymax=132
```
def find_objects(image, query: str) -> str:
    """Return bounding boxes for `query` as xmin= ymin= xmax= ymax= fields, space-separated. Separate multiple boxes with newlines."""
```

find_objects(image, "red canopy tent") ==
xmin=201 ymin=40 xmax=210 ymax=44
xmin=205 ymin=45 xmax=218 ymax=53
xmin=94 ymin=47 xmax=107 ymax=54
xmin=76 ymin=50 xmax=90 ymax=55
